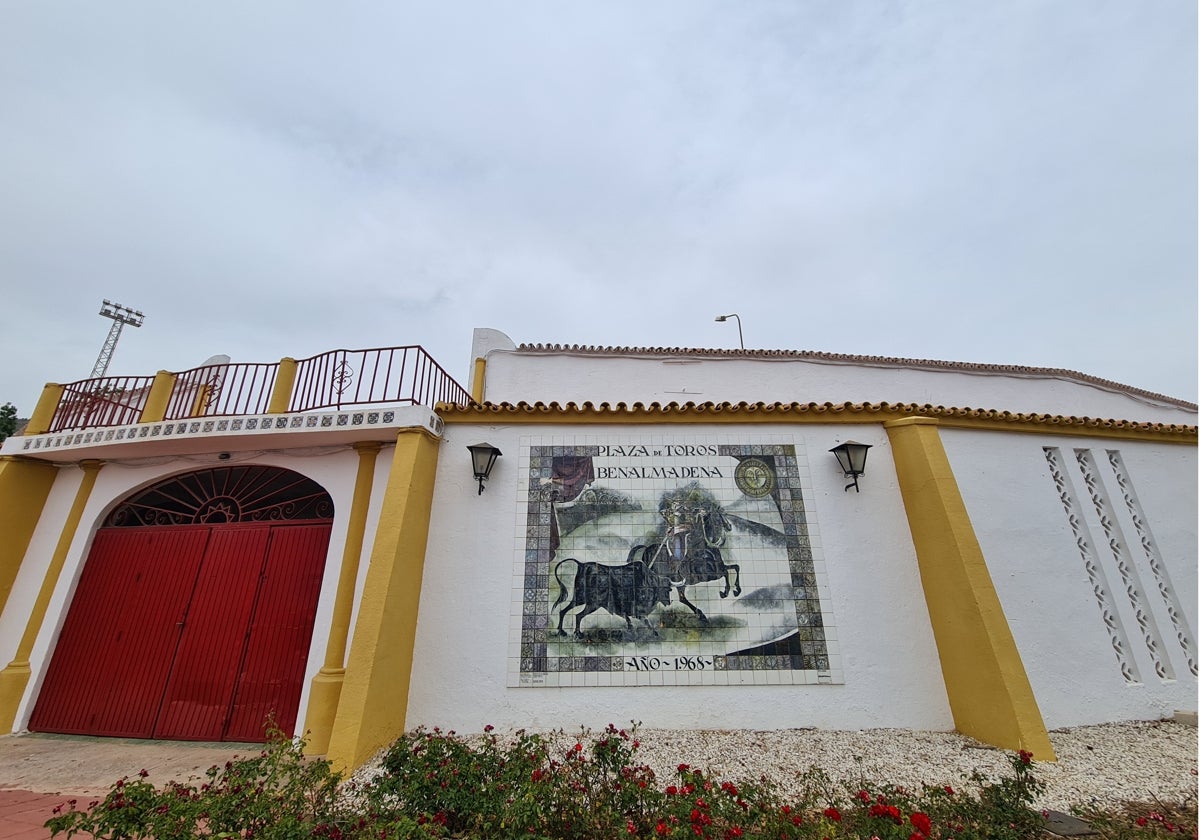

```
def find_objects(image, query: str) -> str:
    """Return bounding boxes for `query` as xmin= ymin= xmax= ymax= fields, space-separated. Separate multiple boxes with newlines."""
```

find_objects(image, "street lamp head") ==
xmin=713 ymin=313 xmax=744 ymax=349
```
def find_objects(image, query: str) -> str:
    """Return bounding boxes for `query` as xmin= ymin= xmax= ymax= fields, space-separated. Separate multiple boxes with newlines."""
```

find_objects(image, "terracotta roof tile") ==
xmin=439 ymin=399 xmax=1197 ymax=439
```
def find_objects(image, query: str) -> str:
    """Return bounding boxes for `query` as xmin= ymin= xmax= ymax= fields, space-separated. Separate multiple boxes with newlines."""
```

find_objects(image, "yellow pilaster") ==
xmin=0 ymin=458 xmax=59 ymax=617
xmin=326 ymin=431 xmax=439 ymax=770
xmin=190 ymin=384 xmax=213 ymax=418
xmin=884 ymin=417 xmax=1055 ymax=760
xmin=268 ymin=357 xmax=298 ymax=414
xmin=24 ymin=384 xmax=64 ymax=435
xmin=139 ymin=371 xmax=177 ymax=423
xmin=0 ymin=459 xmax=104 ymax=732
xmin=303 ymin=441 xmax=383 ymax=756
xmin=470 ymin=357 xmax=486 ymax=404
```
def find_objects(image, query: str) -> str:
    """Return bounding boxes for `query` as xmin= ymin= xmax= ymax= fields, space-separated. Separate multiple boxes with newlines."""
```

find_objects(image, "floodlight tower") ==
xmin=91 ymin=300 xmax=145 ymax=378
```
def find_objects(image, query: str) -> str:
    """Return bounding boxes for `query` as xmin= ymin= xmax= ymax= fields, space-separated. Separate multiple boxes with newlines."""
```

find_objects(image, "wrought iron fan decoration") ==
xmin=105 ymin=466 xmax=334 ymax=527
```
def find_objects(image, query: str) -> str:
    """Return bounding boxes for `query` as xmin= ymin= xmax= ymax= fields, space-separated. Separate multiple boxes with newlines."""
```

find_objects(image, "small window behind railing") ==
xmin=49 ymin=376 xmax=157 ymax=432
xmin=164 ymin=362 xmax=279 ymax=419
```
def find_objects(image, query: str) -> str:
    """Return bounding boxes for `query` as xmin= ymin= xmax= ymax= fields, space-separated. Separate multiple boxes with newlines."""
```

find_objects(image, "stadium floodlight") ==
xmin=91 ymin=300 xmax=145 ymax=378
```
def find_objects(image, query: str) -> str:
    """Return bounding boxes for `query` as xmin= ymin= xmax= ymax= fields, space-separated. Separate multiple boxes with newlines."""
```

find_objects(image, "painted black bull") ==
xmin=627 ymin=506 xmax=740 ymax=624
xmin=552 ymin=558 xmax=673 ymax=639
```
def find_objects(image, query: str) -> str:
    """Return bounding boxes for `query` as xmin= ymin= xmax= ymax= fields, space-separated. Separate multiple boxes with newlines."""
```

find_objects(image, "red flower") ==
xmin=656 ymin=821 xmax=669 ymax=836
xmin=628 ymin=820 xmax=637 ymax=834
xmin=823 ymin=807 xmax=842 ymax=822
xmin=484 ymin=724 xmax=494 ymax=732
xmin=678 ymin=763 xmax=690 ymax=772
xmin=910 ymin=812 xmax=932 ymax=835
xmin=1018 ymin=749 xmax=1033 ymax=765
xmin=943 ymin=785 xmax=954 ymax=795
xmin=666 ymin=785 xmax=679 ymax=796
xmin=856 ymin=789 xmax=871 ymax=802
xmin=574 ymin=743 xmax=583 ymax=752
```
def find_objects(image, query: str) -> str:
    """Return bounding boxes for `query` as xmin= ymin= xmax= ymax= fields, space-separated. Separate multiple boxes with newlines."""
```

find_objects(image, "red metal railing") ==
xmin=290 ymin=346 xmax=471 ymax=412
xmin=164 ymin=362 xmax=279 ymax=420
xmin=39 ymin=345 xmax=471 ymax=432
xmin=49 ymin=376 xmax=156 ymax=432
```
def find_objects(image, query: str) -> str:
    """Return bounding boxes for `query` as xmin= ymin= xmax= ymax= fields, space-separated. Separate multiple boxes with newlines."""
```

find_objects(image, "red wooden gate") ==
xmin=30 ymin=522 xmax=331 ymax=742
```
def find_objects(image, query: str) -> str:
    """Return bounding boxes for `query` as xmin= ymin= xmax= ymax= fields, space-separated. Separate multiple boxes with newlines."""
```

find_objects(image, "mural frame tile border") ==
xmin=510 ymin=433 xmax=841 ymax=687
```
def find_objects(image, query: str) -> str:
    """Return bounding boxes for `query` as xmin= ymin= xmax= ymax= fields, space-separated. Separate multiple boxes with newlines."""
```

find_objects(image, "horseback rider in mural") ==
xmin=662 ymin=499 xmax=697 ymax=566
xmin=632 ymin=486 xmax=740 ymax=622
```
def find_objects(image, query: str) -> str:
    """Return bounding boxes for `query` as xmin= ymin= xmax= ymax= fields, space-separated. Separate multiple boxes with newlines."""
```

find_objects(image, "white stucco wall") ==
xmin=2 ymin=448 xmax=367 ymax=734
xmin=943 ymin=428 xmax=1198 ymax=728
xmin=407 ymin=421 xmax=954 ymax=734
xmin=480 ymin=348 xmax=1194 ymax=427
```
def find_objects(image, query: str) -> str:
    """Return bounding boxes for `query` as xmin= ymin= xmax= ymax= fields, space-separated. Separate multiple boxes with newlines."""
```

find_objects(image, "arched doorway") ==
xmin=30 ymin=466 xmax=334 ymax=742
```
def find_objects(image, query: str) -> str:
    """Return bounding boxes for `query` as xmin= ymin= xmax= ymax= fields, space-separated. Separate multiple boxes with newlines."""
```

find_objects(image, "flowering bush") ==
xmin=45 ymin=726 xmax=350 ymax=840
xmin=43 ymin=724 xmax=1195 ymax=840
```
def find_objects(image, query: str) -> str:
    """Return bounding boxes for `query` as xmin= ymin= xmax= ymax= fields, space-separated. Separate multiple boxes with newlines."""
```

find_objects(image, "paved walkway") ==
xmin=0 ymin=733 xmax=253 ymax=840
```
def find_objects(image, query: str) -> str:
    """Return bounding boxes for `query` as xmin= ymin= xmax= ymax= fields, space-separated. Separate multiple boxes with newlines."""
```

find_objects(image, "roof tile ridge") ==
xmin=451 ymin=399 xmax=1197 ymax=433
xmin=511 ymin=343 xmax=1196 ymax=409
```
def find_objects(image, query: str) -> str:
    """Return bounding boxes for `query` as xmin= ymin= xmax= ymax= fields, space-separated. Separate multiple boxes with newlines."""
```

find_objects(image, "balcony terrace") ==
xmin=3 ymin=346 xmax=471 ymax=462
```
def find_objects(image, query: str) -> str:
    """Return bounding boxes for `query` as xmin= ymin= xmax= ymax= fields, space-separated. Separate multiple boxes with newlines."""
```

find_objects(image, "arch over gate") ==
xmin=31 ymin=466 xmax=335 ymax=742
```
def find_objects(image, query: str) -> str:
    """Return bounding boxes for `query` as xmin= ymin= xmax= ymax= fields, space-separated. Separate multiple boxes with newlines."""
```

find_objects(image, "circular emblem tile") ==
xmin=735 ymin=458 xmax=775 ymax=497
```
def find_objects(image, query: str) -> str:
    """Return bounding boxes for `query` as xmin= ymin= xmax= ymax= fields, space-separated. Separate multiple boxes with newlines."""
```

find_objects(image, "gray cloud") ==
xmin=1 ymin=2 xmax=1194 ymax=411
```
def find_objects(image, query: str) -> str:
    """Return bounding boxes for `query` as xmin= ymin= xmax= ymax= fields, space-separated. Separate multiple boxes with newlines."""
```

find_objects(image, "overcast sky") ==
xmin=1 ymin=2 xmax=1195 ymax=414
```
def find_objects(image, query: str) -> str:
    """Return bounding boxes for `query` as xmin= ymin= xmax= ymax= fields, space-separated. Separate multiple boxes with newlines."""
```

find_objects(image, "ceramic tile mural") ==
xmin=510 ymin=435 xmax=841 ymax=687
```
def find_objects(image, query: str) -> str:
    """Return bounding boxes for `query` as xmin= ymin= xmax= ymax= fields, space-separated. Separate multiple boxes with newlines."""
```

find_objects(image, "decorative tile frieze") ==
xmin=9 ymin=408 xmax=443 ymax=456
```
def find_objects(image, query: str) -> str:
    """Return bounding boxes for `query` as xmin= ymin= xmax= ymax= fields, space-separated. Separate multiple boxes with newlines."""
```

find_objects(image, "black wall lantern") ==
xmin=829 ymin=440 xmax=872 ymax=493
xmin=467 ymin=442 xmax=502 ymax=494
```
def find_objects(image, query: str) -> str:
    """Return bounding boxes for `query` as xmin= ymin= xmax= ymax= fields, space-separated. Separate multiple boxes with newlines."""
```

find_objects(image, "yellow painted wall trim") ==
xmin=0 ymin=458 xmax=59 ymax=618
xmin=24 ymin=385 xmax=64 ymax=436
xmin=326 ymin=431 xmax=440 ymax=771
xmin=884 ymin=417 xmax=1056 ymax=760
xmin=139 ymin=371 xmax=177 ymax=424
xmin=304 ymin=441 xmax=384 ymax=756
xmin=437 ymin=401 xmax=1197 ymax=443
xmin=0 ymin=459 xmax=104 ymax=732
xmin=267 ymin=357 xmax=298 ymax=414
xmin=470 ymin=357 xmax=486 ymax=404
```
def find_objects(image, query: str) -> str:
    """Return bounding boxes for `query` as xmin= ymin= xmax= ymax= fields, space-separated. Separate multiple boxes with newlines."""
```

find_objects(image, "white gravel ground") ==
xmin=355 ymin=719 xmax=1197 ymax=813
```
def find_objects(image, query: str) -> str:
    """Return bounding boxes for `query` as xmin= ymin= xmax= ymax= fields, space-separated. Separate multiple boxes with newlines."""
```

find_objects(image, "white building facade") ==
xmin=0 ymin=329 xmax=1193 ymax=769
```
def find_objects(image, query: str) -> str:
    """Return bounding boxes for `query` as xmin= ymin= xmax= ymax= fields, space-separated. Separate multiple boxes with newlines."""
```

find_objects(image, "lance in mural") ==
xmin=512 ymin=438 xmax=840 ymax=688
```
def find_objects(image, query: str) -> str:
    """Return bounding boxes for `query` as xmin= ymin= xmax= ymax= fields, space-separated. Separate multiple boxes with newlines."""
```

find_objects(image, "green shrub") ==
xmin=45 ymin=723 xmax=1189 ymax=840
